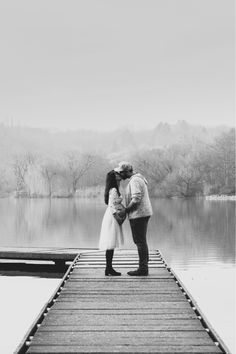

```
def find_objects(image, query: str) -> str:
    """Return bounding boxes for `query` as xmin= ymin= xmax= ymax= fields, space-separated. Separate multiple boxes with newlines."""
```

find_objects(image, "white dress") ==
xmin=99 ymin=188 xmax=124 ymax=250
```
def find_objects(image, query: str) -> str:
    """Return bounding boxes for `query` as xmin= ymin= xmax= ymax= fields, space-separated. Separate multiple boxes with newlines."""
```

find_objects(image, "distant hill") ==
xmin=0 ymin=121 xmax=232 ymax=162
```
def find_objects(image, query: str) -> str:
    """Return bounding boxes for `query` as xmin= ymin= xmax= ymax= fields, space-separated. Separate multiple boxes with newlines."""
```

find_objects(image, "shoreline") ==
xmin=205 ymin=195 xmax=236 ymax=201
xmin=0 ymin=192 xmax=235 ymax=200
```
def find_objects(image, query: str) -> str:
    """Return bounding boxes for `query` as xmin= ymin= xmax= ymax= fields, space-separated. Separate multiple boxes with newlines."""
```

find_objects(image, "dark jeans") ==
xmin=129 ymin=216 xmax=150 ymax=272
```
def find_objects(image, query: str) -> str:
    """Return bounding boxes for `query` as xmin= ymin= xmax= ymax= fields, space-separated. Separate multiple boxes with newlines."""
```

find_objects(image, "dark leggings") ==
xmin=129 ymin=216 xmax=150 ymax=271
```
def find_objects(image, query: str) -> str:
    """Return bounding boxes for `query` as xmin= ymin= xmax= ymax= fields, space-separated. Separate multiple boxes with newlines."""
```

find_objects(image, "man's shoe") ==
xmin=127 ymin=269 xmax=148 ymax=276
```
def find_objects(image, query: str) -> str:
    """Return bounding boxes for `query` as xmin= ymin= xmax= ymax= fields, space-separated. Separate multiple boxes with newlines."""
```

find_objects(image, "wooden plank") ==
xmin=76 ymin=260 xmax=163 ymax=263
xmin=78 ymin=257 xmax=163 ymax=261
xmin=0 ymin=247 xmax=81 ymax=253
xmin=74 ymin=265 xmax=166 ymax=268
xmin=27 ymin=344 xmax=222 ymax=353
xmin=52 ymin=301 xmax=191 ymax=310
xmin=72 ymin=267 xmax=168 ymax=272
xmin=61 ymin=289 xmax=182 ymax=294
xmin=0 ymin=247 xmax=82 ymax=261
xmin=31 ymin=330 xmax=213 ymax=344
xmin=79 ymin=251 xmax=159 ymax=255
xmin=56 ymin=295 xmax=187 ymax=302
xmin=70 ymin=267 xmax=170 ymax=281
xmin=0 ymin=251 xmax=76 ymax=261
xmin=79 ymin=255 xmax=162 ymax=258
xmin=80 ymin=253 xmax=161 ymax=256
xmin=78 ymin=255 xmax=162 ymax=258
xmin=33 ymin=323 xmax=204 ymax=331
xmin=67 ymin=278 xmax=174 ymax=283
xmin=62 ymin=280 xmax=181 ymax=293
xmin=44 ymin=308 xmax=196 ymax=315
xmin=40 ymin=320 xmax=202 ymax=330
xmin=76 ymin=262 xmax=164 ymax=266
xmin=68 ymin=278 xmax=174 ymax=282
xmin=64 ymin=280 xmax=179 ymax=286
xmin=42 ymin=313 xmax=198 ymax=324
xmin=58 ymin=288 xmax=183 ymax=295
xmin=84 ymin=254 xmax=160 ymax=257
xmin=71 ymin=266 xmax=169 ymax=273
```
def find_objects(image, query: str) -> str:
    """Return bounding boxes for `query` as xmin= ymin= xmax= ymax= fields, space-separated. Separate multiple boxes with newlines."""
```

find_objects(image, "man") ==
xmin=114 ymin=161 xmax=153 ymax=276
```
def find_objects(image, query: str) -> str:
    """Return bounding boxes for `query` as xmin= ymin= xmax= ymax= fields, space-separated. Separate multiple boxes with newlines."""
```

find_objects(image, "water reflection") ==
xmin=0 ymin=197 xmax=235 ymax=267
xmin=148 ymin=198 xmax=235 ymax=267
xmin=0 ymin=197 xmax=235 ymax=353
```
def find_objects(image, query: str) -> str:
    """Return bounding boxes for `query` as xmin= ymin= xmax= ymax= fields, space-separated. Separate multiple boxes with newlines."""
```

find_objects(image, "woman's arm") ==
xmin=109 ymin=188 xmax=125 ymax=225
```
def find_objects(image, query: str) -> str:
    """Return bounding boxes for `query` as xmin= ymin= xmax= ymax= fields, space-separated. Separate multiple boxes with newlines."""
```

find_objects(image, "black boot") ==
xmin=105 ymin=249 xmax=121 ymax=276
xmin=127 ymin=268 xmax=148 ymax=276
xmin=127 ymin=245 xmax=149 ymax=276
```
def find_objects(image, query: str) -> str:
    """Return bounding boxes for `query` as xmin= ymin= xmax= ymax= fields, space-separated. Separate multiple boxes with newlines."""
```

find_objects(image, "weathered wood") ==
xmin=70 ymin=273 xmax=170 ymax=277
xmin=32 ymin=330 xmax=213 ymax=344
xmin=79 ymin=251 xmax=158 ymax=256
xmin=43 ymin=313 xmax=198 ymax=325
xmin=67 ymin=280 xmax=174 ymax=285
xmin=44 ymin=308 xmax=196 ymax=315
xmin=78 ymin=258 xmax=163 ymax=262
xmin=83 ymin=254 xmax=160 ymax=257
xmin=72 ymin=267 xmax=169 ymax=273
xmin=0 ymin=247 xmax=82 ymax=261
xmin=34 ymin=323 xmax=204 ymax=332
xmin=56 ymin=295 xmax=187 ymax=302
xmin=74 ymin=264 xmax=166 ymax=268
xmin=63 ymin=279 xmax=178 ymax=285
xmin=27 ymin=344 xmax=222 ymax=354
xmin=73 ymin=267 xmax=167 ymax=272
xmin=24 ymin=250 xmax=224 ymax=354
xmin=37 ymin=321 xmax=203 ymax=331
xmin=76 ymin=260 xmax=163 ymax=264
xmin=62 ymin=281 xmax=181 ymax=294
xmin=52 ymin=301 xmax=191 ymax=310
xmin=61 ymin=289 xmax=181 ymax=294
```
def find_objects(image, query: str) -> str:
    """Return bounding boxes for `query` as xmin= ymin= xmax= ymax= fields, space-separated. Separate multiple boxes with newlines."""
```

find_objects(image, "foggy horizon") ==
xmin=0 ymin=118 xmax=234 ymax=134
xmin=0 ymin=0 xmax=234 ymax=132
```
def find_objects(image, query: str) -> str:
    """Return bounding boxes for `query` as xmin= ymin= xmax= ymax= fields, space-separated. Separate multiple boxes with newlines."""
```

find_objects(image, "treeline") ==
xmin=0 ymin=129 xmax=235 ymax=198
xmin=132 ymin=129 xmax=235 ymax=197
xmin=0 ymin=152 xmax=112 ymax=198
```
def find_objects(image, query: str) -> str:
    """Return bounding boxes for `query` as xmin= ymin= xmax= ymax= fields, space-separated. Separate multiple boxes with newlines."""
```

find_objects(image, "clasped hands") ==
xmin=114 ymin=205 xmax=127 ymax=225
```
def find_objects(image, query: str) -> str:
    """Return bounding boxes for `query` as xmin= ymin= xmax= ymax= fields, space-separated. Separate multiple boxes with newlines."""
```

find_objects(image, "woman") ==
xmin=99 ymin=170 xmax=126 ymax=276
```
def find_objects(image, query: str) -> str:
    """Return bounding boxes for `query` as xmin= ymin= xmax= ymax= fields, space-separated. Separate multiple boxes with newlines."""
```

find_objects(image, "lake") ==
xmin=0 ymin=197 xmax=235 ymax=353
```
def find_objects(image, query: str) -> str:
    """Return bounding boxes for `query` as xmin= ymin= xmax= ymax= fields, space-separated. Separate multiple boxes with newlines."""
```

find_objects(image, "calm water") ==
xmin=0 ymin=197 xmax=235 ymax=353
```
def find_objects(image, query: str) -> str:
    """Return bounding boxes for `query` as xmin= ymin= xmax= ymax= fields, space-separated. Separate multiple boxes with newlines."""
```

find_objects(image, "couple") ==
xmin=99 ymin=161 xmax=153 ymax=276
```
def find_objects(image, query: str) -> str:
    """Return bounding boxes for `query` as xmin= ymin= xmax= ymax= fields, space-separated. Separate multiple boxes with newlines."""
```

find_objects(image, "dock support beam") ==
xmin=54 ymin=260 xmax=66 ymax=269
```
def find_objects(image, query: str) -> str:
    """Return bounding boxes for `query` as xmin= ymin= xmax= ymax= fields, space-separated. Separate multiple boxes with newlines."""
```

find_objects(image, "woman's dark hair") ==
xmin=104 ymin=170 xmax=120 ymax=205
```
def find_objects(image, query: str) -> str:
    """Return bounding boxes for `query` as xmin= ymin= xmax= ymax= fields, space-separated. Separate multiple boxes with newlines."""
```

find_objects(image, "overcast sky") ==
xmin=0 ymin=0 xmax=234 ymax=131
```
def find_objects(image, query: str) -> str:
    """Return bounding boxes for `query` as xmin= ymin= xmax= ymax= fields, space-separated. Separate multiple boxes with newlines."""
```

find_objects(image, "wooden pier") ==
xmin=14 ymin=250 xmax=230 ymax=354
xmin=0 ymin=247 xmax=82 ymax=265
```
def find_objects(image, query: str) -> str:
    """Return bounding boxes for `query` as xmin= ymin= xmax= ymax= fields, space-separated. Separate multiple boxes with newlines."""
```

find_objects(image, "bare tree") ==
xmin=175 ymin=166 xmax=202 ymax=197
xmin=12 ymin=152 xmax=36 ymax=194
xmin=64 ymin=151 xmax=95 ymax=195
xmin=213 ymin=129 xmax=235 ymax=192
xmin=41 ymin=160 xmax=60 ymax=197
xmin=132 ymin=149 xmax=173 ymax=193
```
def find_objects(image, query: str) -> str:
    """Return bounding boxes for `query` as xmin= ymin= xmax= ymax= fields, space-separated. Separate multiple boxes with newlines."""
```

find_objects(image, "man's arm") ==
xmin=125 ymin=198 xmax=139 ymax=212
xmin=126 ymin=178 xmax=141 ymax=212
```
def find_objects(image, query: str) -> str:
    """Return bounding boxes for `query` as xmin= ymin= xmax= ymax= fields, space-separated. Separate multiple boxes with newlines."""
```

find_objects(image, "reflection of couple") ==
xmin=99 ymin=161 xmax=153 ymax=276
